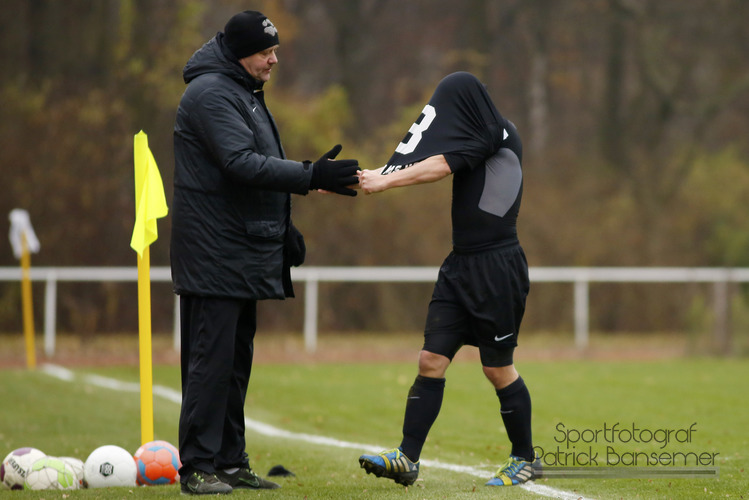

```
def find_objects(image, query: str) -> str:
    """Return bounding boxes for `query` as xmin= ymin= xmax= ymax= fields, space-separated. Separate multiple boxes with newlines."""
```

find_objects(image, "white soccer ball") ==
xmin=24 ymin=456 xmax=78 ymax=490
xmin=1 ymin=447 xmax=46 ymax=490
xmin=84 ymin=445 xmax=137 ymax=488
xmin=60 ymin=456 xmax=86 ymax=488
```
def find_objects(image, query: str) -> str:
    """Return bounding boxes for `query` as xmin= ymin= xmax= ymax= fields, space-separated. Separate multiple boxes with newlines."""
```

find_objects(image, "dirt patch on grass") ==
xmin=0 ymin=330 xmax=695 ymax=369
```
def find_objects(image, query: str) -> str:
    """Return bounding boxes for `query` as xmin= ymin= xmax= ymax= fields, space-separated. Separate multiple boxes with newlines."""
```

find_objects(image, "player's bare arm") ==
xmin=359 ymin=155 xmax=451 ymax=195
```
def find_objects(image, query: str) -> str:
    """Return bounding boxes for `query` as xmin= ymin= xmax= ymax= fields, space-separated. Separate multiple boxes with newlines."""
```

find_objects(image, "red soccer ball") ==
xmin=134 ymin=440 xmax=181 ymax=486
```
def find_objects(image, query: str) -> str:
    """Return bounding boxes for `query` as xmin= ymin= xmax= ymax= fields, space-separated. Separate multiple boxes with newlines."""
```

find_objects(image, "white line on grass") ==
xmin=41 ymin=364 xmax=594 ymax=500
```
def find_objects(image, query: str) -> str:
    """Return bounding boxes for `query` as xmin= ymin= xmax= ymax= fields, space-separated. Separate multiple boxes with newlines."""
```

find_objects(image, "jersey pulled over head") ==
xmin=384 ymin=71 xmax=509 ymax=173
xmin=384 ymin=71 xmax=524 ymax=252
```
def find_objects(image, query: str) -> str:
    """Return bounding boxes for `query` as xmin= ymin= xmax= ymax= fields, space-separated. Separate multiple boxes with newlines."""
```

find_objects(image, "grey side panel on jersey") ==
xmin=478 ymin=147 xmax=522 ymax=218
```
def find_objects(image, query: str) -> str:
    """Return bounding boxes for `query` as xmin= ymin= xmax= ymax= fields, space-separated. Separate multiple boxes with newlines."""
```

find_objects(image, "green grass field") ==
xmin=0 ymin=355 xmax=747 ymax=499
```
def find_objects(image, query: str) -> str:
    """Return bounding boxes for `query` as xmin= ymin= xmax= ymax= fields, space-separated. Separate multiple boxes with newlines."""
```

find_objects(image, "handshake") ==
xmin=308 ymin=144 xmax=403 ymax=196
xmin=307 ymin=144 xmax=360 ymax=197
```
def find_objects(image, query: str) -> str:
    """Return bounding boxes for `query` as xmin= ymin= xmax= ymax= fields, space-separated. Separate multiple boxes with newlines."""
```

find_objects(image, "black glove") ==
xmin=308 ymin=144 xmax=359 ymax=197
xmin=284 ymin=222 xmax=306 ymax=267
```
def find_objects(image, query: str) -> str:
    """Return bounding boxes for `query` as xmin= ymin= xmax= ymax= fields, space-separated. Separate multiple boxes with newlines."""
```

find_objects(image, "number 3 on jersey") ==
xmin=395 ymin=104 xmax=436 ymax=155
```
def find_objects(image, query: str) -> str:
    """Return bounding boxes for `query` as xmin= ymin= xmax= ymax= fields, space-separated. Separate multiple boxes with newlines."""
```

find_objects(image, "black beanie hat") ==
xmin=224 ymin=10 xmax=279 ymax=59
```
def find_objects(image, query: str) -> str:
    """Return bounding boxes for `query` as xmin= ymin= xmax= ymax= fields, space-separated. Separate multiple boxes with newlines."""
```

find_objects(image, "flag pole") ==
xmin=137 ymin=245 xmax=154 ymax=445
xmin=20 ymin=233 xmax=36 ymax=370
xmin=131 ymin=130 xmax=167 ymax=446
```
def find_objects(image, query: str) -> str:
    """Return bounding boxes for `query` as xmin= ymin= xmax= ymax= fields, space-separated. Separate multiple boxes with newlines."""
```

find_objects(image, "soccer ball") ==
xmin=134 ymin=440 xmax=181 ymax=485
xmin=84 ymin=445 xmax=137 ymax=488
xmin=24 ymin=456 xmax=77 ymax=490
xmin=1 ymin=447 xmax=46 ymax=490
xmin=60 ymin=456 xmax=86 ymax=488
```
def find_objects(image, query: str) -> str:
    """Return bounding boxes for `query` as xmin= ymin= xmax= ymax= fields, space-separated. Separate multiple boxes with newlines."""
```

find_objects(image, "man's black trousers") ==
xmin=178 ymin=295 xmax=257 ymax=478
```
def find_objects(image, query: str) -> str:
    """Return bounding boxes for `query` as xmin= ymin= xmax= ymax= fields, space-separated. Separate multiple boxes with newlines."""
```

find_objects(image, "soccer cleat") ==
xmin=216 ymin=466 xmax=280 ymax=490
xmin=180 ymin=470 xmax=232 ymax=495
xmin=485 ymin=454 xmax=539 ymax=486
xmin=359 ymin=447 xmax=420 ymax=486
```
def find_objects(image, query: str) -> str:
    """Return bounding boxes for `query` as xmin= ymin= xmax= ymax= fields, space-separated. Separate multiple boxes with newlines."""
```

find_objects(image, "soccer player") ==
xmin=171 ymin=10 xmax=358 ymax=496
xmin=357 ymin=72 xmax=537 ymax=487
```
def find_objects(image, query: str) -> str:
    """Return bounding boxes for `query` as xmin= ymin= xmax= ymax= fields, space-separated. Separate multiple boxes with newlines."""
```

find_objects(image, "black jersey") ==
xmin=384 ymin=72 xmax=523 ymax=252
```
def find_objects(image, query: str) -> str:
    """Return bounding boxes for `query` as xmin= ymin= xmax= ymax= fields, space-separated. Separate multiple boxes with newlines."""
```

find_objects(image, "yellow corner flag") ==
xmin=9 ymin=209 xmax=40 ymax=370
xmin=131 ymin=130 xmax=168 ymax=256
xmin=131 ymin=130 xmax=168 ymax=446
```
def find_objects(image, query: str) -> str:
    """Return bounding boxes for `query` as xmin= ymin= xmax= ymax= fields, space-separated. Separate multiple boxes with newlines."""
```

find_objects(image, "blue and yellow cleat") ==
xmin=359 ymin=447 xmax=419 ymax=486
xmin=485 ymin=453 xmax=540 ymax=486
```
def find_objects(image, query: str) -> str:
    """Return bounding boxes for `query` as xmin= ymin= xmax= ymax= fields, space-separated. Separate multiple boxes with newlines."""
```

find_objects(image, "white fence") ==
xmin=1 ymin=266 xmax=748 ymax=356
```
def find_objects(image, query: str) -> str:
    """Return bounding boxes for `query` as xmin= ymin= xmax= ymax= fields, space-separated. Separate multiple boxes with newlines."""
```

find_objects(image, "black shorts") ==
xmin=422 ymin=243 xmax=529 ymax=367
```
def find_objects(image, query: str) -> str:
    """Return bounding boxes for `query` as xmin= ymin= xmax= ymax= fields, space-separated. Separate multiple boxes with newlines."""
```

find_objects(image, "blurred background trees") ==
xmin=1 ymin=0 xmax=748 ymax=341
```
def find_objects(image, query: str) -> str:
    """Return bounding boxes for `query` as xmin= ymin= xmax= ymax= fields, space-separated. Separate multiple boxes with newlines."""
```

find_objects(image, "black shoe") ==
xmin=180 ymin=470 xmax=232 ymax=495
xmin=216 ymin=466 xmax=281 ymax=490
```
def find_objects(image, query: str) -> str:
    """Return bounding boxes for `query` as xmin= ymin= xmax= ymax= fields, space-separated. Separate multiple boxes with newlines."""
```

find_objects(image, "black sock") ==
xmin=399 ymin=375 xmax=445 ymax=462
xmin=496 ymin=376 xmax=533 ymax=462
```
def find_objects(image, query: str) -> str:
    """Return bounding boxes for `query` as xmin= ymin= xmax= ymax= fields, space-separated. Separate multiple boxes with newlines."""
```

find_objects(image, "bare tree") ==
xmin=598 ymin=0 xmax=749 ymax=258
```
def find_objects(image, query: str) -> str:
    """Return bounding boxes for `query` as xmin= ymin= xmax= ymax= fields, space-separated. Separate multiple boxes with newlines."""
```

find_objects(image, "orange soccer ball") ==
xmin=134 ymin=440 xmax=181 ymax=486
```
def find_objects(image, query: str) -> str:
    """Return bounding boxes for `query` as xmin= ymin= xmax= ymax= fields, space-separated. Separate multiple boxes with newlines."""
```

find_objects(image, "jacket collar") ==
xmin=183 ymin=33 xmax=266 ymax=93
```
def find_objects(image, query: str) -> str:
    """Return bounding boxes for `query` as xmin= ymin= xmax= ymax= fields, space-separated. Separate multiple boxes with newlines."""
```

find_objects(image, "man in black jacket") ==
xmin=171 ymin=10 xmax=359 ymax=495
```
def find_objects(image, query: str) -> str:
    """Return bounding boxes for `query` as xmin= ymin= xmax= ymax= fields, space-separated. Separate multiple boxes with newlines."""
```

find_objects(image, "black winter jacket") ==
xmin=171 ymin=34 xmax=311 ymax=299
